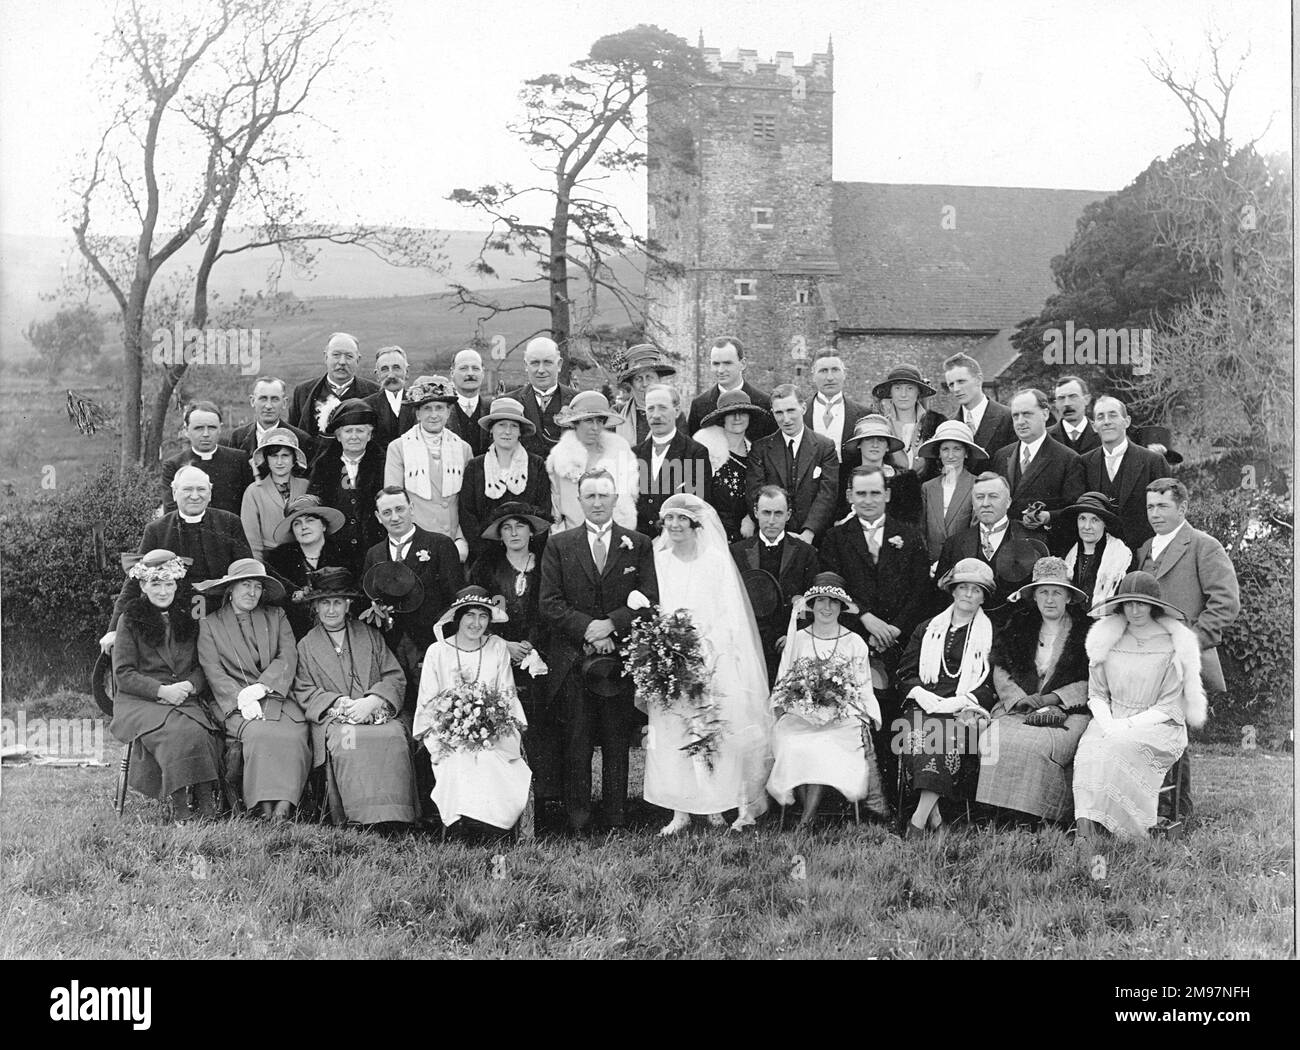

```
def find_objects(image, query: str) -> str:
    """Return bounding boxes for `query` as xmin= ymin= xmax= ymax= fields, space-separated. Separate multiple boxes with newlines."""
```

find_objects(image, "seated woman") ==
xmin=195 ymin=559 xmax=308 ymax=820
xmin=264 ymin=496 xmax=348 ymax=639
xmin=897 ymin=557 xmax=997 ymax=835
xmin=291 ymin=567 xmax=417 ymax=829
xmin=110 ymin=550 xmax=222 ymax=820
xmin=468 ymin=502 xmax=557 ymax=812
xmin=1060 ymin=492 xmax=1132 ymax=615
xmin=459 ymin=398 xmax=552 ymax=565
xmin=413 ymin=587 xmax=532 ymax=833
xmin=1073 ymin=571 xmax=1204 ymax=839
xmin=240 ymin=428 xmax=311 ymax=561
xmin=691 ymin=388 xmax=770 ymax=542
xmin=766 ymin=573 xmax=885 ymax=829
xmin=916 ymin=420 xmax=986 ymax=564
xmin=975 ymin=557 xmax=1091 ymax=825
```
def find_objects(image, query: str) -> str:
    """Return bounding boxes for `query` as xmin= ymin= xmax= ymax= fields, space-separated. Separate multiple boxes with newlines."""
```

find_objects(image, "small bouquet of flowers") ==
xmin=770 ymin=656 xmax=869 ymax=728
xmin=620 ymin=605 xmax=724 ymax=771
xmin=421 ymin=681 xmax=524 ymax=762
xmin=330 ymin=697 xmax=392 ymax=727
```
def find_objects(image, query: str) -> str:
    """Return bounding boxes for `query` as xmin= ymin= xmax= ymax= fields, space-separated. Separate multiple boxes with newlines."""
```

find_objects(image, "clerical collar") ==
xmin=651 ymin=430 xmax=677 ymax=448
xmin=981 ymin=517 xmax=1009 ymax=534
xmin=190 ymin=448 xmax=215 ymax=461
xmin=178 ymin=510 xmax=205 ymax=524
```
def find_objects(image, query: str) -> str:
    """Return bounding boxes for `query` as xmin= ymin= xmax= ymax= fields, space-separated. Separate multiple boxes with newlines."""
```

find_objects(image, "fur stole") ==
xmin=546 ymin=428 xmax=635 ymax=485
xmin=691 ymin=425 xmax=739 ymax=474
xmin=121 ymin=593 xmax=198 ymax=645
xmin=992 ymin=608 xmax=1088 ymax=694
xmin=1085 ymin=614 xmax=1207 ymax=728
xmin=1065 ymin=534 xmax=1132 ymax=615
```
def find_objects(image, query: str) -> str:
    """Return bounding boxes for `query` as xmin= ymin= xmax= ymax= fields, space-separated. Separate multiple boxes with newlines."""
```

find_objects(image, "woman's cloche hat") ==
xmin=251 ymin=427 xmax=309 ymax=472
xmin=554 ymin=389 xmax=622 ymax=428
xmin=434 ymin=585 xmax=509 ymax=641
xmin=1007 ymin=556 xmax=1088 ymax=605
xmin=193 ymin=558 xmax=286 ymax=603
xmin=477 ymin=396 xmax=537 ymax=436
xmin=842 ymin=414 xmax=904 ymax=453
xmin=296 ymin=566 xmax=364 ymax=604
xmin=272 ymin=495 xmax=346 ymax=546
xmin=1089 ymin=570 xmax=1186 ymax=619
xmin=937 ymin=557 xmax=997 ymax=596
xmin=872 ymin=365 xmax=937 ymax=400
xmin=799 ymin=571 xmax=859 ymax=615
xmin=916 ymin=419 xmax=988 ymax=463
xmin=699 ymin=388 xmax=772 ymax=429
xmin=480 ymin=501 xmax=551 ymax=540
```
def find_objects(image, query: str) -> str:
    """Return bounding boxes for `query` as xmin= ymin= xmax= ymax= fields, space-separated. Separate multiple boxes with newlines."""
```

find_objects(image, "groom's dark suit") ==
xmin=539 ymin=520 xmax=658 ymax=831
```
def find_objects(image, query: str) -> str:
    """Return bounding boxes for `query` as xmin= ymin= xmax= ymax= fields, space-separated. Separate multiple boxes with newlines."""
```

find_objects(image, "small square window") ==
xmin=751 ymin=113 xmax=777 ymax=142
xmin=751 ymin=207 xmax=774 ymax=229
xmin=795 ymin=288 xmax=810 ymax=305
xmin=734 ymin=279 xmax=757 ymax=300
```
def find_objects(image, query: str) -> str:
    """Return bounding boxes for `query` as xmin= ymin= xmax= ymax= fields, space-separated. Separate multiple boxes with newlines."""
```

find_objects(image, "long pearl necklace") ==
xmin=809 ymin=628 xmax=843 ymax=660
xmin=454 ymin=637 xmax=486 ymax=684
xmin=940 ymin=619 xmax=974 ymax=679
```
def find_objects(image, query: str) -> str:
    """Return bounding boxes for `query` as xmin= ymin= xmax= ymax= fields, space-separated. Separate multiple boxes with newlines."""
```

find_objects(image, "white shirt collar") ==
xmin=1064 ymin=419 xmax=1088 ymax=440
xmin=759 ymin=532 xmax=785 ymax=548
xmin=651 ymin=429 xmax=677 ymax=448
xmin=816 ymin=393 xmax=843 ymax=406
xmin=457 ymin=394 xmax=479 ymax=412
xmin=1104 ymin=438 xmax=1129 ymax=459
xmin=1020 ymin=433 xmax=1047 ymax=458
xmin=1150 ymin=519 xmax=1188 ymax=556
xmin=585 ymin=520 xmax=612 ymax=536
xmin=980 ymin=516 xmax=1009 ymax=534
xmin=859 ymin=515 xmax=885 ymax=530
xmin=385 ymin=388 xmax=404 ymax=412
xmin=532 ymin=385 xmax=558 ymax=398
xmin=389 ymin=527 xmax=416 ymax=549
xmin=717 ymin=380 xmax=743 ymax=395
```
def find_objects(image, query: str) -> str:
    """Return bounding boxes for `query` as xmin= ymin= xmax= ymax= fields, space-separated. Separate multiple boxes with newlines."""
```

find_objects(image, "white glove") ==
xmin=237 ymin=685 xmax=266 ymax=721
xmin=907 ymin=687 xmax=943 ymax=713
xmin=99 ymin=631 xmax=116 ymax=653
xmin=520 ymin=650 xmax=549 ymax=678
xmin=1087 ymin=698 xmax=1114 ymax=727
xmin=237 ymin=683 xmax=268 ymax=704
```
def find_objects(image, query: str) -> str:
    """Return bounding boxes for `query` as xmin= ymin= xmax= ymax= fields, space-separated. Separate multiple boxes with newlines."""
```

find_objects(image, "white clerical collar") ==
xmin=178 ymin=510 xmax=205 ymax=523
xmin=651 ymin=429 xmax=677 ymax=448
xmin=1104 ymin=439 xmax=1129 ymax=459
xmin=191 ymin=448 xmax=215 ymax=461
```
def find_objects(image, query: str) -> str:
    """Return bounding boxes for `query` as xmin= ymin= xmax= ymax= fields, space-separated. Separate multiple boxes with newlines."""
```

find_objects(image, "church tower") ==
xmin=647 ymin=38 xmax=838 ymax=394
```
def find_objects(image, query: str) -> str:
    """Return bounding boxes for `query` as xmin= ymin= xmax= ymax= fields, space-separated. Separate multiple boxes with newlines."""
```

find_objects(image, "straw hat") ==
xmin=192 ymin=558 xmax=286 ymax=603
xmin=842 ymin=414 xmax=904 ymax=453
xmin=477 ymin=396 xmax=536 ymax=435
xmin=554 ymin=389 xmax=622 ymax=427
xmin=1007 ymin=556 xmax=1088 ymax=604
xmin=251 ymin=427 xmax=308 ymax=472
xmin=916 ymin=419 xmax=988 ymax=463
xmin=936 ymin=557 xmax=996 ymax=595
xmin=1089 ymin=571 xmax=1186 ymax=619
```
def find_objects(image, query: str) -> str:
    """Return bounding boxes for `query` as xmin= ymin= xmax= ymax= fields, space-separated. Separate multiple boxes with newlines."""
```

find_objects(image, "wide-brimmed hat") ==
xmin=193 ymin=558 xmax=286 ymax=603
xmin=91 ymin=652 xmax=115 ymax=716
xmin=700 ymin=388 xmax=772 ymax=429
xmin=296 ymin=566 xmax=364 ymax=604
xmin=582 ymin=653 xmax=626 ymax=698
xmin=872 ymin=365 xmax=937 ymax=400
xmin=1008 ymin=556 xmax=1088 ymax=604
xmin=361 ymin=561 xmax=425 ymax=614
xmin=800 ymin=571 xmax=859 ymax=615
xmin=480 ymin=501 xmax=551 ymax=540
xmin=1133 ymin=425 xmax=1183 ymax=465
xmin=405 ymin=374 xmax=457 ymax=408
xmin=991 ymin=538 xmax=1050 ymax=591
xmin=477 ymin=396 xmax=536 ymax=435
xmin=324 ymin=398 xmax=378 ymax=434
xmin=434 ymin=585 xmax=508 ymax=641
xmin=1058 ymin=491 xmax=1121 ymax=532
xmin=272 ymin=495 xmax=345 ymax=545
xmin=916 ymin=419 xmax=988 ymax=463
xmin=617 ymin=343 xmax=676 ymax=384
xmin=554 ymin=389 xmax=622 ymax=428
xmin=842 ymin=414 xmax=904 ymax=453
xmin=937 ymin=557 xmax=997 ymax=595
xmin=251 ymin=427 xmax=308 ymax=472
xmin=1090 ymin=570 xmax=1186 ymax=619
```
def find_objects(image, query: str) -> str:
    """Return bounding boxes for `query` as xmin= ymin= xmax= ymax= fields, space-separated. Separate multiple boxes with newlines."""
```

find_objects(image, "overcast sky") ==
xmin=0 ymin=0 xmax=1291 ymax=238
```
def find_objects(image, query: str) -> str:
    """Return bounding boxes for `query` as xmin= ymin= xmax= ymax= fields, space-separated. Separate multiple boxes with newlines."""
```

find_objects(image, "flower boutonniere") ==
xmin=415 ymin=549 xmax=431 ymax=562
xmin=887 ymin=535 xmax=904 ymax=549
xmin=620 ymin=535 xmax=634 ymax=551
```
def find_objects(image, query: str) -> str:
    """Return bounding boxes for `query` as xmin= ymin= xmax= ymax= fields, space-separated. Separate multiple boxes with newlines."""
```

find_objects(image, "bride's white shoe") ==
xmin=659 ymin=812 xmax=691 ymax=837
xmin=729 ymin=814 xmax=757 ymax=832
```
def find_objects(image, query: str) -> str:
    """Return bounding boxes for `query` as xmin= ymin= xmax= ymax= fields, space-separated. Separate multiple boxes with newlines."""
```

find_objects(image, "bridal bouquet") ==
xmin=620 ymin=606 xmax=724 ymax=771
xmin=770 ymin=656 xmax=868 ymax=728
xmin=420 ymin=682 xmax=524 ymax=761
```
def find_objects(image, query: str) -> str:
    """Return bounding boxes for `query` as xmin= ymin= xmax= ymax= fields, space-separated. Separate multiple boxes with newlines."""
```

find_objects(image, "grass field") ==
xmin=1 ymin=739 xmax=1291 ymax=960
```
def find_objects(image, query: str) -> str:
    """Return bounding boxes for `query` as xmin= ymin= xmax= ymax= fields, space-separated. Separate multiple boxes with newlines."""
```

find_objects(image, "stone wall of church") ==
xmin=830 ymin=332 xmax=996 ymax=416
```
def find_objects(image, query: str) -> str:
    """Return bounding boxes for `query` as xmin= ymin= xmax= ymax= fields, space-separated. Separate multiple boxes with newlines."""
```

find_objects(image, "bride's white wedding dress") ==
xmin=644 ymin=506 xmax=773 ymax=819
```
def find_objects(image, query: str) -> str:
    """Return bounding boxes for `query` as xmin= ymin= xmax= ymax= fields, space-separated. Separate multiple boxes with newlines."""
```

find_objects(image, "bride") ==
xmin=646 ymin=492 xmax=774 ymax=834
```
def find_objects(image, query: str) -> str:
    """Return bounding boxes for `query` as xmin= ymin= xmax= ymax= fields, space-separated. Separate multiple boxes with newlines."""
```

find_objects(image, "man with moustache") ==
xmin=362 ymin=345 xmax=420 ymax=452
xmin=507 ymin=336 xmax=576 ymax=460
xmin=686 ymin=336 xmax=775 ymax=440
xmin=632 ymin=384 xmax=712 ymax=538
xmin=223 ymin=376 xmax=314 ymax=462
xmin=162 ymin=402 xmax=254 ymax=516
xmin=446 ymin=347 xmax=491 ymax=457
xmin=289 ymin=332 xmax=380 ymax=443
xmin=935 ymin=472 xmax=1044 ymax=612
xmin=1047 ymin=375 xmax=1100 ymax=455
xmin=1080 ymin=396 xmax=1169 ymax=550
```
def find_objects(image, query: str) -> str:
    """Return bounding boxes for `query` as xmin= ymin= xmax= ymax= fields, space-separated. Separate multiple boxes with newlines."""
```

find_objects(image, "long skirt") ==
xmin=428 ymin=732 xmax=532 ymax=830
xmin=322 ymin=721 xmax=418 ymax=825
xmin=129 ymin=705 xmax=222 ymax=799
xmin=767 ymin=715 xmax=885 ymax=810
xmin=236 ymin=718 xmax=312 ymax=807
xmin=1072 ymin=719 xmax=1186 ymax=837
xmin=975 ymin=712 xmax=1090 ymax=821
xmin=899 ymin=702 xmax=985 ymax=813
xmin=644 ymin=707 xmax=767 ymax=816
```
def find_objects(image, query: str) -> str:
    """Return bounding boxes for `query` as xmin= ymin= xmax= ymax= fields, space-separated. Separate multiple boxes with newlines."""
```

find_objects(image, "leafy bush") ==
xmin=1 ymin=463 xmax=160 ymax=700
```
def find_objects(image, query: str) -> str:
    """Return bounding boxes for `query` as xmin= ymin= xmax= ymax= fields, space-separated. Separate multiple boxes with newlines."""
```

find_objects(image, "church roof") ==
xmin=830 ymin=182 xmax=1109 ymax=332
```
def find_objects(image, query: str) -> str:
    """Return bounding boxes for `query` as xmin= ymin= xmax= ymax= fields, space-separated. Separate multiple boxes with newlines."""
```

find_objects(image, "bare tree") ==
xmin=447 ymin=25 xmax=701 ymax=382
xmin=70 ymin=0 xmax=445 ymax=468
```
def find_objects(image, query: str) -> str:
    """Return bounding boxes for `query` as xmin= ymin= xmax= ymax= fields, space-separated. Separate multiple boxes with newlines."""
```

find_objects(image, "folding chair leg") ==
xmin=853 ymin=800 xmax=861 ymax=826
xmin=114 ymin=748 xmax=131 ymax=816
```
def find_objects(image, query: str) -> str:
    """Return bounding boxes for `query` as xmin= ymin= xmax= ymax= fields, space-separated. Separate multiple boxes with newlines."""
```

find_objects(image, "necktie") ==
xmin=786 ymin=438 xmax=796 ymax=481
xmin=160 ymin=611 xmax=172 ymax=649
xmin=980 ymin=521 xmax=1007 ymax=560
xmin=821 ymin=398 xmax=837 ymax=429
xmin=592 ymin=531 xmax=607 ymax=573
xmin=537 ymin=392 xmax=551 ymax=412
xmin=1020 ymin=445 xmax=1032 ymax=478
xmin=652 ymin=441 xmax=671 ymax=454
xmin=863 ymin=521 xmax=882 ymax=559
xmin=1106 ymin=451 xmax=1121 ymax=481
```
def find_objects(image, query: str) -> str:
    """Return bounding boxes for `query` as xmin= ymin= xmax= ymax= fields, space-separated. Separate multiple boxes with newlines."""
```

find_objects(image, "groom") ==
xmin=539 ymin=468 xmax=659 ymax=834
